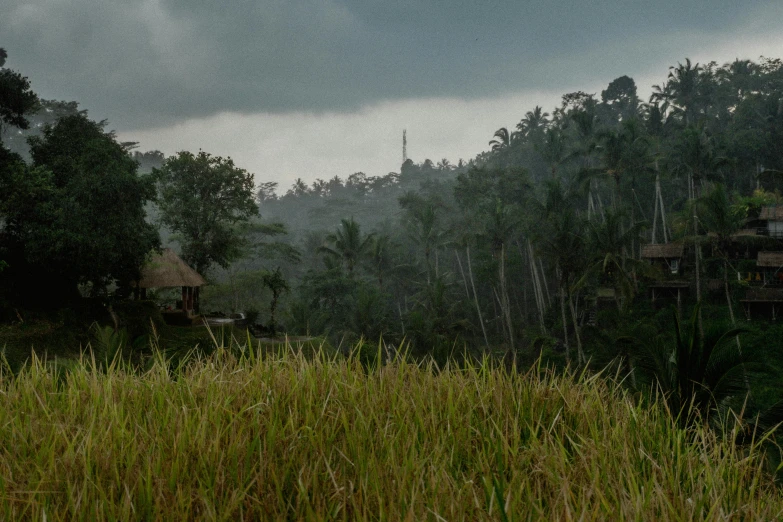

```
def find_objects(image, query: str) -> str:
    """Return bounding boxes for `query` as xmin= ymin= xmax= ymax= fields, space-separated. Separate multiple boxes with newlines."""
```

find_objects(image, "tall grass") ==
xmin=0 ymin=340 xmax=781 ymax=520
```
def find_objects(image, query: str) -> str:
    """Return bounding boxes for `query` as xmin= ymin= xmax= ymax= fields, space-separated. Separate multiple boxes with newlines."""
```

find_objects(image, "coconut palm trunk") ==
xmin=466 ymin=245 xmax=490 ymax=348
xmin=652 ymin=183 xmax=660 ymax=245
xmin=455 ymin=249 xmax=470 ymax=299
xmin=558 ymin=266 xmax=571 ymax=362
xmin=723 ymin=257 xmax=746 ymax=366
xmin=651 ymin=166 xmax=669 ymax=244
xmin=723 ymin=259 xmax=737 ymax=326
xmin=539 ymin=258 xmax=552 ymax=306
xmin=499 ymin=243 xmax=514 ymax=352
xmin=692 ymin=187 xmax=704 ymax=340
xmin=568 ymin=294 xmax=584 ymax=364
xmin=522 ymin=241 xmax=547 ymax=333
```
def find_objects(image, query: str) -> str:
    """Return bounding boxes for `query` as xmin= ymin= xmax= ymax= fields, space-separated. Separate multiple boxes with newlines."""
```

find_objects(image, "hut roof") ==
xmin=641 ymin=243 xmax=684 ymax=259
xmin=759 ymin=206 xmax=783 ymax=221
xmin=137 ymin=249 xmax=206 ymax=288
xmin=707 ymin=229 xmax=760 ymax=239
xmin=757 ymin=251 xmax=783 ymax=268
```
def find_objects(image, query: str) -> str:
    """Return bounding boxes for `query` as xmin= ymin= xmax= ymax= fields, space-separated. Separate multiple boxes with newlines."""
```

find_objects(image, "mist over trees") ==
xmin=207 ymin=56 xmax=783 ymax=427
xmin=2 ymin=48 xmax=783 ymax=430
xmin=246 ymin=58 xmax=783 ymax=351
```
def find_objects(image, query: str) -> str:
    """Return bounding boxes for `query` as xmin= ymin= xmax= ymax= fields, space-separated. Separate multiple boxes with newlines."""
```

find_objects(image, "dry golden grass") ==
xmin=0 ymin=343 xmax=781 ymax=520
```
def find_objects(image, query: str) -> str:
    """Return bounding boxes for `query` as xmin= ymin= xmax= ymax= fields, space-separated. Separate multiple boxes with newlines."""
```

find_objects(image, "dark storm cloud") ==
xmin=1 ymin=0 xmax=773 ymax=129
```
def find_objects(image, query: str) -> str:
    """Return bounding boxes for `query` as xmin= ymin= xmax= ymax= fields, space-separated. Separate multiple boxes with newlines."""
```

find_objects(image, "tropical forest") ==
xmin=2 ymin=46 xmax=783 ymax=518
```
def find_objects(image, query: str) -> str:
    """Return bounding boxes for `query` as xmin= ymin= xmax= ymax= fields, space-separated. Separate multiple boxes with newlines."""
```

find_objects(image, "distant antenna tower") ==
xmin=402 ymin=129 xmax=408 ymax=163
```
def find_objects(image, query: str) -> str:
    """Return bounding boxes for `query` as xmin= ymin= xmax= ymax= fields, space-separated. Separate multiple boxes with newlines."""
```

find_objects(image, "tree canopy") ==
xmin=1 ymin=114 xmax=159 ymax=307
xmin=0 ymin=48 xmax=38 ymax=134
xmin=155 ymin=151 xmax=258 ymax=275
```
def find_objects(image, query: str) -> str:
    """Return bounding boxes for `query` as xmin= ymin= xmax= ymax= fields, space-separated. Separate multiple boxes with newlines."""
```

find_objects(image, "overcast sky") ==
xmin=4 ymin=0 xmax=783 ymax=189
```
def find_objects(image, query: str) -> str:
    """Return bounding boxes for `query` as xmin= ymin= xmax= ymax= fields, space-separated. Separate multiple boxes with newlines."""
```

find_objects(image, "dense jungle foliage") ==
xmin=2 ymin=51 xmax=783 ymax=440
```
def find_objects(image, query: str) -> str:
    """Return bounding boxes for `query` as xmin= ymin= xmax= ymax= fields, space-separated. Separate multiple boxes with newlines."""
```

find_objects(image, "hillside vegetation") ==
xmin=3 ymin=47 xmax=783 ymax=519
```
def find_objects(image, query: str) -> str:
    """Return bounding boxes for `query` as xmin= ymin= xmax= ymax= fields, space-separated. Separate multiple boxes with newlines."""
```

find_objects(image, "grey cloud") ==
xmin=1 ymin=0 xmax=775 ymax=130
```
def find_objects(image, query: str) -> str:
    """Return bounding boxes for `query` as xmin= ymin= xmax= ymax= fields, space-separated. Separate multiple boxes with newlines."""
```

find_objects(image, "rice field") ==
xmin=0 ymin=341 xmax=781 ymax=520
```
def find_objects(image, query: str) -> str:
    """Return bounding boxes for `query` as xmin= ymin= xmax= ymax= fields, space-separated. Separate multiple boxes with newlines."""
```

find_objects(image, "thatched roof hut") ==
xmin=759 ymin=206 xmax=783 ymax=221
xmin=137 ymin=249 xmax=206 ymax=289
xmin=756 ymin=251 xmax=783 ymax=268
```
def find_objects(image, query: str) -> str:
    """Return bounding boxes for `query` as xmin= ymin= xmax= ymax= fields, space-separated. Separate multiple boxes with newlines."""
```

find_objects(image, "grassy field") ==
xmin=0 ymin=341 xmax=781 ymax=520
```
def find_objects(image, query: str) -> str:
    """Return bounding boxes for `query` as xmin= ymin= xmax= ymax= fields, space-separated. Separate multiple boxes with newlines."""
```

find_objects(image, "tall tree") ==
xmin=586 ymin=118 xmax=651 ymax=212
xmin=369 ymin=234 xmax=393 ymax=288
xmin=670 ymin=126 xmax=726 ymax=338
xmin=531 ymin=181 xmax=587 ymax=363
xmin=0 ymin=49 xmax=39 ymax=136
xmin=257 ymin=181 xmax=279 ymax=203
xmin=484 ymin=201 xmax=520 ymax=351
xmin=642 ymin=101 xmax=673 ymax=244
xmin=155 ymin=151 xmax=257 ymax=275
xmin=579 ymin=209 xmax=647 ymax=310
xmin=538 ymin=127 xmax=568 ymax=179
xmin=570 ymin=99 xmax=604 ymax=220
xmin=319 ymin=218 xmax=374 ymax=275
xmin=0 ymin=48 xmax=40 ymax=277
xmin=653 ymin=58 xmax=714 ymax=126
xmin=399 ymin=192 xmax=449 ymax=283
xmin=455 ymin=166 xmax=531 ymax=351
xmin=1 ymin=114 xmax=159 ymax=306
xmin=488 ymin=127 xmax=512 ymax=151
xmin=697 ymin=184 xmax=746 ymax=330
xmin=515 ymin=106 xmax=550 ymax=143
xmin=600 ymin=75 xmax=640 ymax=124
xmin=262 ymin=267 xmax=289 ymax=336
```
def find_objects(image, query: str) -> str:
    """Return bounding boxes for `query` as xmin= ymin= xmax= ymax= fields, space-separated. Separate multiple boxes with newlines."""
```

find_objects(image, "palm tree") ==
xmin=451 ymin=224 xmax=490 ymax=349
xmin=576 ymin=119 xmax=653 ymax=259
xmin=369 ymin=234 xmax=393 ymax=288
xmin=598 ymin=119 xmax=652 ymax=210
xmin=538 ymin=127 xmax=569 ymax=179
xmin=716 ymin=59 xmax=759 ymax=112
xmin=488 ymin=127 xmax=511 ymax=151
xmin=482 ymin=200 xmax=521 ymax=352
xmin=642 ymin=102 xmax=674 ymax=244
xmin=670 ymin=126 xmax=727 ymax=337
xmin=407 ymin=276 xmax=469 ymax=361
xmin=515 ymin=106 xmax=550 ymax=143
xmin=531 ymin=181 xmax=587 ymax=363
xmin=671 ymin=126 xmax=725 ymax=200
xmin=639 ymin=306 xmax=749 ymax=427
xmin=288 ymin=178 xmax=309 ymax=197
xmin=570 ymin=102 xmax=599 ymax=164
xmin=436 ymin=158 xmax=453 ymax=171
xmin=697 ymin=184 xmax=747 ymax=330
xmin=399 ymin=193 xmax=449 ymax=284
xmin=262 ymin=267 xmax=289 ymax=336
xmin=319 ymin=218 xmax=374 ymax=275
xmin=652 ymin=58 xmax=711 ymax=126
xmin=578 ymin=209 xmax=647 ymax=311
xmin=569 ymin=102 xmax=605 ymax=220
